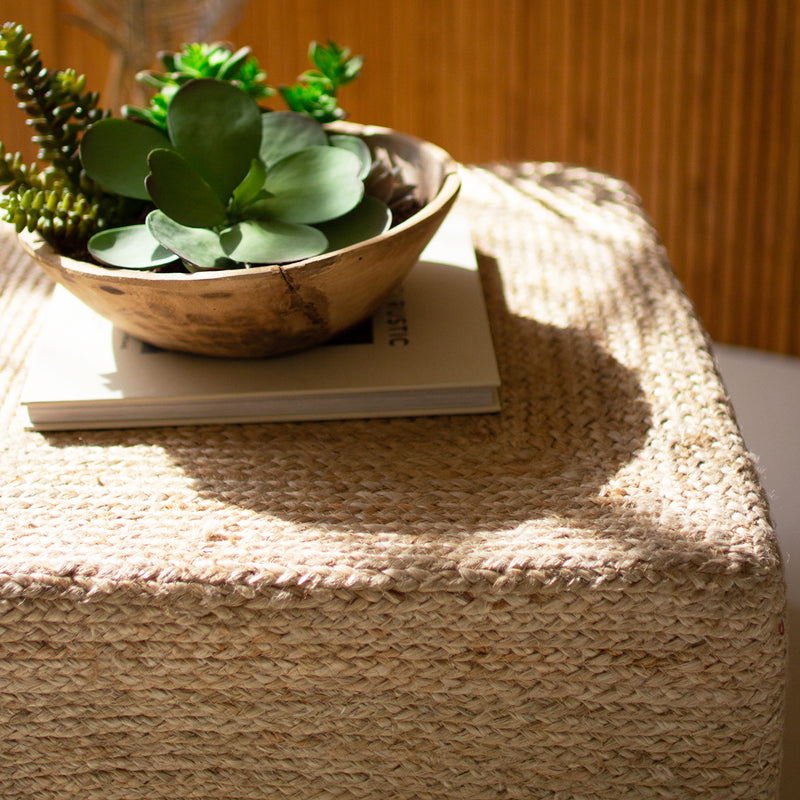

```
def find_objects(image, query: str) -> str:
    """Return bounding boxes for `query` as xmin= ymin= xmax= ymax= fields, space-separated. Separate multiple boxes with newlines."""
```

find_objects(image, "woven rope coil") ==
xmin=0 ymin=163 xmax=786 ymax=799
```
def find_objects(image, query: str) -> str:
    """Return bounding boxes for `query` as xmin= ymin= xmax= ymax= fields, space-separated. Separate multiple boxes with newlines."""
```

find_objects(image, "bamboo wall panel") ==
xmin=1 ymin=0 xmax=798 ymax=354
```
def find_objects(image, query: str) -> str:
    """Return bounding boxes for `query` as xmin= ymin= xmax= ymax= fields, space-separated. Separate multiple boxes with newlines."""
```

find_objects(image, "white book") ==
xmin=20 ymin=215 xmax=501 ymax=430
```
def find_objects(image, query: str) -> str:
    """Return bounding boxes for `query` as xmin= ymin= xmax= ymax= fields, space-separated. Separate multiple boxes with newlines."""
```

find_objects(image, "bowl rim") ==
xmin=16 ymin=123 xmax=461 ymax=284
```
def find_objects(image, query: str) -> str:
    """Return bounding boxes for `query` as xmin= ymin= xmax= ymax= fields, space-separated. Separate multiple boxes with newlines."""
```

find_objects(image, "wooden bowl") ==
xmin=17 ymin=123 xmax=460 ymax=358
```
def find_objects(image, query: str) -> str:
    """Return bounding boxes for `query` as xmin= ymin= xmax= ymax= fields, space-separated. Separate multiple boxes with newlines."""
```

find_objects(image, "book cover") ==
xmin=21 ymin=215 xmax=501 ymax=430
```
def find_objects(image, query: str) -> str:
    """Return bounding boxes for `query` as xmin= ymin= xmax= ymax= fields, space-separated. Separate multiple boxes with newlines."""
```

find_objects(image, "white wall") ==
xmin=713 ymin=344 xmax=800 ymax=798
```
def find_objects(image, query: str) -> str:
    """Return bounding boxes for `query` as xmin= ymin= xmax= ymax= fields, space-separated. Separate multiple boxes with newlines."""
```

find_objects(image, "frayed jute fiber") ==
xmin=0 ymin=163 xmax=786 ymax=799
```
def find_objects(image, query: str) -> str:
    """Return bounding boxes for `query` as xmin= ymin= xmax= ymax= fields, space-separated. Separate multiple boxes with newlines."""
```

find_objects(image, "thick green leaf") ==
xmin=314 ymin=195 xmax=392 ymax=252
xmin=259 ymin=112 xmax=327 ymax=166
xmin=251 ymin=146 xmax=364 ymax=224
xmin=218 ymin=46 xmax=251 ymax=79
xmin=166 ymin=78 xmax=262 ymax=202
xmin=80 ymin=118 xmax=172 ymax=199
xmin=146 ymin=148 xmax=228 ymax=228
xmin=220 ymin=219 xmax=328 ymax=263
xmin=87 ymin=224 xmax=178 ymax=269
xmin=146 ymin=210 xmax=233 ymax=270
xmin=328 ymin=134 xmax=371 ymax=179
xmin=230 ymin=158 xmax=268 ymax=213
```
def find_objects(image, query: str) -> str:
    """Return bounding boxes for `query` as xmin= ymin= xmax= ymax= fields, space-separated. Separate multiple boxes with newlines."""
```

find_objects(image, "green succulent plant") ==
xmin=80 ymin=78 xmax=392 ymax=271
xmin=0 ymin=22 xmax=145 ymax=254
xmin=279 ymin=40 xmax=363 ymax=123
xmin=124 ymin=41 xmax=273 ymax=132
xmin=124 ymin=39 xmax=362 ymax=133
xmin=0 ymin=24 xmax=408 ymax=270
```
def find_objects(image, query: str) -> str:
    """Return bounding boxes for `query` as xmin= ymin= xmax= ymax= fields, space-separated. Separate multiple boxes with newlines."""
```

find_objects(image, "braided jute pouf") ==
xmin=0 ymin=163 xmax=786 ymax=799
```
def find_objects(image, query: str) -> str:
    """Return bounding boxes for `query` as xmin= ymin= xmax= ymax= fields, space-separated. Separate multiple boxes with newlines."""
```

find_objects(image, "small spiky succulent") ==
xmin=279 ymin=41 xmax=364 ymax=123
xmin=125 ymin=39 xmax=363 ymax=133
xmin=124 ymin=41 xmax=273 ymax=132
xmin=0 ymin=22 xmax=145 ymax=255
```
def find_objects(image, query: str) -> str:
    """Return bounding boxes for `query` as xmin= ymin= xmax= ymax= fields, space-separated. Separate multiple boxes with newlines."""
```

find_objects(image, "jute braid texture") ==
xmin=0 ymin=163 xmax=786 ymax=799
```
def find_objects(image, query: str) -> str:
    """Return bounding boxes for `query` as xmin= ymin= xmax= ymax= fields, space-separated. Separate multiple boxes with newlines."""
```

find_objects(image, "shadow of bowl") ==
xmin=150 ymin=252 xmax=653 ymax=537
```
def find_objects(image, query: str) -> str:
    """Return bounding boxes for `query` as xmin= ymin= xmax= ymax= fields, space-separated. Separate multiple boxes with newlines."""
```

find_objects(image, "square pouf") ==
xmin=0 ymin=163 xmax=786 ymax=799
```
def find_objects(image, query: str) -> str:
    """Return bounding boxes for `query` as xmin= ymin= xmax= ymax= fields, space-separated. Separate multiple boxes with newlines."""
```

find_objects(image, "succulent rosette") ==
xmin=79 ymin=78 xmax=391 ymax=271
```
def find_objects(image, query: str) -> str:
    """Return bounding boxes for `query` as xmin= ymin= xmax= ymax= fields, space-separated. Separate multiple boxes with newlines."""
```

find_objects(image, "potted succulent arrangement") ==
xmin=0 ymin=23 xmax=460 ymax=357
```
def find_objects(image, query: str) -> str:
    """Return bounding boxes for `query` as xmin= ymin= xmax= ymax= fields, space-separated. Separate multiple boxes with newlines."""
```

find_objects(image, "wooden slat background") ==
xmin=1 ymin=0 xmax=798 ymax=354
